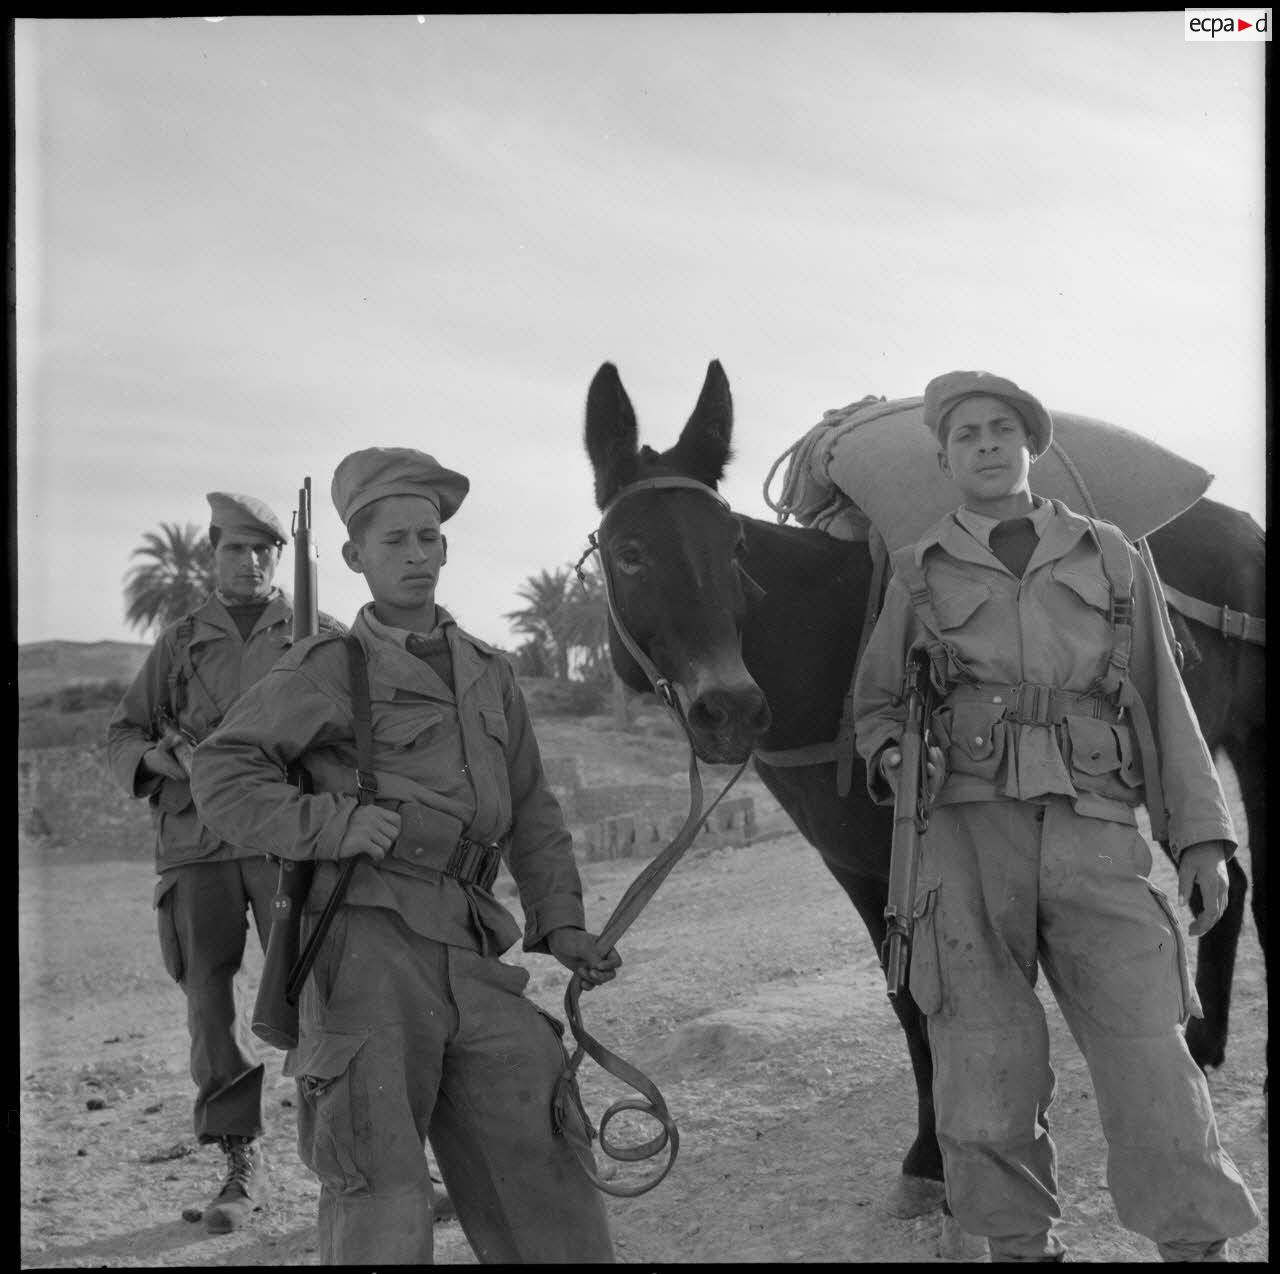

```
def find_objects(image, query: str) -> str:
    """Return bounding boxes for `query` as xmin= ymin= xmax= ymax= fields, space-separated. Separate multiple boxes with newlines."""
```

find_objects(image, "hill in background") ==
xmin=19 ymin=640 xmax=151 ymax=701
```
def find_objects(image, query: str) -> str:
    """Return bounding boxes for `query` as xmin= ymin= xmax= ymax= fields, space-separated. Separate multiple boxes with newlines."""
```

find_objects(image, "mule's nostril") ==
xmin=689 ymin=698 xmax=729 ymax=730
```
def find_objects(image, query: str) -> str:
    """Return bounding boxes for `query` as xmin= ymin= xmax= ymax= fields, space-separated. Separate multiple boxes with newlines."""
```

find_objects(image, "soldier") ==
xmin=852 ymin=371 xmax=1260 ymax=1262
xmin=189 ymin=448 xmax=619 ymax=1265
xmin=106 ymin=493 xmax=313 ymax=1232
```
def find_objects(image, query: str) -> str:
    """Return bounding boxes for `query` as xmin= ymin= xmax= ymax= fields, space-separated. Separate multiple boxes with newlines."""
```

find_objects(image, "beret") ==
xmin=330 ymin=447 xmax=470 ymax=526
xmin=206 ymin=492 xmax=287 ymax=544
xmin=923 ymin=370 xmax=1054 ymax=456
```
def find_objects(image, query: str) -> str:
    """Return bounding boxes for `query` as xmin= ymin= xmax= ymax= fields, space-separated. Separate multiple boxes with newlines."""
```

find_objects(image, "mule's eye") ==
xmin=614 ymin=546 xmax=645 ymax=576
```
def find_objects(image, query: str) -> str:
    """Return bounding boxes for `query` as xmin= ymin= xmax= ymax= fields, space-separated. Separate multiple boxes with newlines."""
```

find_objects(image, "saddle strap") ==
xmin=1161 ymin=582 xmax=1266 ymax=646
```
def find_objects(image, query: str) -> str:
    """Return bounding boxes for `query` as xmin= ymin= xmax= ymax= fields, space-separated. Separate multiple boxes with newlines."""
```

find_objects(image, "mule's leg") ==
xmin=1185 ymin=855 xmax=1247 ymax=1072
xmin=822 ymin=859 xmax=945 ymax=1215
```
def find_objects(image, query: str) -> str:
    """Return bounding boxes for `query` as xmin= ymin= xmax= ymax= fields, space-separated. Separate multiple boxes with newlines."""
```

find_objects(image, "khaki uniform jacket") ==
xmin=852 ymin=500 xmax=1235 ymax=862
xmin=106 ymin=590 xmax=300 ymax=873
xmin=189 ymin=603 xmax=586 ymax=957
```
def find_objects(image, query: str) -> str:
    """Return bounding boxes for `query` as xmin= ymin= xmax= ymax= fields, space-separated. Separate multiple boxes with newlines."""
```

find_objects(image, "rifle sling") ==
xmin=285 ymin=635 xmax=375 ymax=1006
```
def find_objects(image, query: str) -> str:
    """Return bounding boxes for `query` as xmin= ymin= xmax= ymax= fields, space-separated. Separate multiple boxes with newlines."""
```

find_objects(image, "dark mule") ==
xmin=1146 ymin=501 xmax=1266 ymax=1081
xmin=583 ymin=358 xmax=1267 ymax=1212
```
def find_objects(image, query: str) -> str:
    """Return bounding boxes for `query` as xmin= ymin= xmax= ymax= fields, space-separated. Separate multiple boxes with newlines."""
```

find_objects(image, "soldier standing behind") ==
xmin=106 ymin=492 xmax=324 ymax=1232
xmin=189 ymin=448 xmax=619 ymax=1265
xmin=853 ymin=371 xmax=1260 ymax=1261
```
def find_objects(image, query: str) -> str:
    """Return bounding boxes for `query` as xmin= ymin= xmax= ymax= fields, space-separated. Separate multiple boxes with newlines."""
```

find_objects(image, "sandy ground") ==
xmin=18 ymin=745 xmax=1268 ymax=1266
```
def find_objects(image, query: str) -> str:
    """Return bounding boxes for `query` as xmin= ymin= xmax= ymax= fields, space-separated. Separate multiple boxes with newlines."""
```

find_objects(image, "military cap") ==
xmin=330 ymin=447 xmax=470 ymax=526
xmin=923 ymin=370 xmax=1054 ymax=456
xmin=206 ymin=492 xmax=287 ymax=545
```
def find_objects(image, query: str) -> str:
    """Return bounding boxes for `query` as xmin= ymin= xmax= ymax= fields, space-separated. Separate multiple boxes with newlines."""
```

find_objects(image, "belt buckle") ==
xmin=1010 ymin=682 xmax=1047 ymax=725
xmin=447 ymin=838 xmax=502 ymax=891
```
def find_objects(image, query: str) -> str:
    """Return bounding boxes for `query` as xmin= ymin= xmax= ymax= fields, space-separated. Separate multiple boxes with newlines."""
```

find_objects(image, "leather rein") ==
xmin=559 ymin=475 xmax=751 ymax=1197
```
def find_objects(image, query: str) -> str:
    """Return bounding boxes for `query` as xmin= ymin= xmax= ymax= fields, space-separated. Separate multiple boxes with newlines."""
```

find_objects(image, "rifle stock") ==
xmin=881 ymin=649 xmax=935 ymax=1000
xmin=252 ymin=478 xmax=319 ymax=1050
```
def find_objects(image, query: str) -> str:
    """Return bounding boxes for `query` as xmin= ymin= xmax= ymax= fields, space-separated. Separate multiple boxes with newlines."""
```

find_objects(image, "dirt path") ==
xmin=20 ymin=822 xmax=1268 ymax=1265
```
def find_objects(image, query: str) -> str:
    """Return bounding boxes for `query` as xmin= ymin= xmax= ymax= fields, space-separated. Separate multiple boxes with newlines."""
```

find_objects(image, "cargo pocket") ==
xmin=907 ymin=876 xmax=944 ymax=1017
xmin=1146 ymin=885 xmax=1204 ymax=1026
xmin=287 ymin=1029 xmax=372 ymax=1190
xmin=540 ymin=1005 xmax=595 ymax=1146
xmin=154 ymin=874 xmax=184 ymax=984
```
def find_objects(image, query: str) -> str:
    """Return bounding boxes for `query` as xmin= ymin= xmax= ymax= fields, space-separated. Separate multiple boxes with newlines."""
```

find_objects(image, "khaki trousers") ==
xmin=291 ymin=905 xmax=614 ymax=1265
xmin=155 ymin=856 xmax=278 ymax=1142
xmin=910 ymin=798 xmax=1259 ymax=1261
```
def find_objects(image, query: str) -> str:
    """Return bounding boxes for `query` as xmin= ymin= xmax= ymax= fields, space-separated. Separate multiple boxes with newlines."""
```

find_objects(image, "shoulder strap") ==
xmin=1087 ymin=519 xmax=1169 ymax=842
xmin=346 ymin=635 xmax=378 ymax=806
xmin=166 ymin=616 xmax=196 ymax=714
xmin=889 ymin=545 xmax=963 ymax=693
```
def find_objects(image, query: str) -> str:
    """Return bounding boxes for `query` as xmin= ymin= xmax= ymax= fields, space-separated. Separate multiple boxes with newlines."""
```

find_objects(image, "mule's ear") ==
xmin=671 ymin=359 xmax=733 ymax=488
xmin=584 ymin=362 xmax=641 ymax=510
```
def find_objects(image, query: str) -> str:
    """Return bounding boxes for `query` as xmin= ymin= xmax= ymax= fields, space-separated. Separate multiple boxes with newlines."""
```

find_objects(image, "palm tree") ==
xmin=562 ymin=559 xmax=633 ymax=728
xmin=561 ymin=560 xmax=611 ymax=681
xmin=123 ymin=522 xmax=216 ymax=638
xmin=504 ymin=568 xmax=574 ymax=681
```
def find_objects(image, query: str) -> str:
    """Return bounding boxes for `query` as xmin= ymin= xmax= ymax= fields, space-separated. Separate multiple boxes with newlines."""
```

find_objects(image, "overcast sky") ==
xmin=15 ymin=14 xmax=1266 ymax=650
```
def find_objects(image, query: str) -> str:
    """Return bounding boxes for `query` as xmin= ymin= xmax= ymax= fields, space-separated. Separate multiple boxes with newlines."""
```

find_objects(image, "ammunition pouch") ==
xmin=379 ymin=801 xmax=505 ymax=892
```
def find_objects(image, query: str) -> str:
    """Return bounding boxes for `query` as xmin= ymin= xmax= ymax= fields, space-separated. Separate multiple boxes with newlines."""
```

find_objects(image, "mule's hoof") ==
xmin=939 ymin=1213 xmax=988 ymax=1262
xmin=886 ymin=1174 xmax=946 ymax=1218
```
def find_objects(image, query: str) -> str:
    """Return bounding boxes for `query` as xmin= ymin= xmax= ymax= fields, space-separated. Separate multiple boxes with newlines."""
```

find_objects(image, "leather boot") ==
xmin=204 ymin=1135 xmax=266 ymax=1234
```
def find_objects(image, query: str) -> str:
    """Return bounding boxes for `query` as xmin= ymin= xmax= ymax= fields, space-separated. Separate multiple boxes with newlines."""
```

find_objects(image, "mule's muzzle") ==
xmin=686 ymin=685 xmax=772 ymax=764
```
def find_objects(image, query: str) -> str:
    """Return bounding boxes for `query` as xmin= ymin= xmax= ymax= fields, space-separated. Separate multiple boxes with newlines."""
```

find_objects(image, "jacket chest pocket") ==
xmin=1050 ymin=564 xmax=1113 ymax=618
xmin=932 ymin=581 xmax=992 ymax=631
xmin=374 ymin=700 xmax=446 ymax=750
xmin=479 ymin=707 xmax=509 ymax=751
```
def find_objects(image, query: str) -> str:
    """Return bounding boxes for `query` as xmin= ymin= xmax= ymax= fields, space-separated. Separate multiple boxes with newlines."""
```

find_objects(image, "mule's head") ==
xmin=583 ymin=359 xmax=771 ymax=763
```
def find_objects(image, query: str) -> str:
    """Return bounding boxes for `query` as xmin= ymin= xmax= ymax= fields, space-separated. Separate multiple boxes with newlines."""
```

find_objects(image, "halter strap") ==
xmin=601 ymin=474 xmax=730 ymax=519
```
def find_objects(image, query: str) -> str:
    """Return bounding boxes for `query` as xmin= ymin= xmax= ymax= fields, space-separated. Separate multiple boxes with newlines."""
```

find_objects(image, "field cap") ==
xmin=206 ymin=492 xmax=287 ymax=545
xmin=331 ymin=447 xmax=470 ymax=526
xmin=923 ymin=370 xmax=1054 ymax=456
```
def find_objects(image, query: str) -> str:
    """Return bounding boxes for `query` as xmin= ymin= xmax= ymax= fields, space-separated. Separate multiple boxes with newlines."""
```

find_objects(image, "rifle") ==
xmin=881 ymin=647 xmax=937 ymax=1000
xmin=252 ymin=479 xmax=320 ymax=1050
xmin=153 ymin=708 xmax=196 ymax=776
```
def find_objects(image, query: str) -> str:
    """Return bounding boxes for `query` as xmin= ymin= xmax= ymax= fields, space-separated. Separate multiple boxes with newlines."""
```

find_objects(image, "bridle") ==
xmin=557 ymin=474 xmax=751 ymax=1197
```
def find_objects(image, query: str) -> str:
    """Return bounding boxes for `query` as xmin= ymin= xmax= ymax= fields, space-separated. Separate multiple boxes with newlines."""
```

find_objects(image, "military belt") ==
xmin=376 ymin=800 xmax=504 ymax=892
xmin=946 ymin=681 xmax=1122 ymax=727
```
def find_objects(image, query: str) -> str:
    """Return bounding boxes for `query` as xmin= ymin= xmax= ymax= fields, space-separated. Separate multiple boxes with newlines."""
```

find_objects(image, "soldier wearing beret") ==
xmin=853 ymin=372 xmax=1259 ymax=1261
xmin=107 ymin=492 xmax=337 ymax=1232
xmin=190 ymin=448 xmax=619 ymax=1265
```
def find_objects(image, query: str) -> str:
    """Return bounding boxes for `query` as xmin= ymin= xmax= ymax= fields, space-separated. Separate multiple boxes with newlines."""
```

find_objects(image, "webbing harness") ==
xmin=890 ymin=518 xmax=1170 ymax=842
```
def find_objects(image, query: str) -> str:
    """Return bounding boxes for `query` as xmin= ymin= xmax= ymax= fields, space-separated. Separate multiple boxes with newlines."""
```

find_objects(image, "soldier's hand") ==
xmin=337 ymin=805 xmax=400 ymax=862
xmin=1178 ymin=840 xmax=1230 ymax=937
xmin=879 ymin=744 xmax=946 ymax=803
xmin=548 ymin=926 xmax=622 ymax=989
xmin=142 ymin=743 xmax=188 ymax=782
